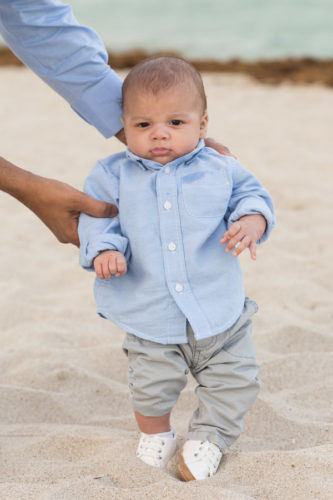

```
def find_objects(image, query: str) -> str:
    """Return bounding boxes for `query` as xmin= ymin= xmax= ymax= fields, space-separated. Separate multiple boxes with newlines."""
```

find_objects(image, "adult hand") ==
xmin=115 ymin=128 xmax=127 ymax=144
xmin=34 ymin=177 xmax=118 ymax=246
xmin=0 ymin=157 xmax=118 ymax=246
xmin=204 ymin=137 xmax=236 ymax=157
xmin=204 ymin=137 xmax=235 ymax=157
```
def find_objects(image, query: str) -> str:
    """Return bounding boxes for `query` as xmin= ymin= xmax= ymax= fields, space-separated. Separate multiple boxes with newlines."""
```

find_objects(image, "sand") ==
xmin=0 ymin=68 xmax=332 ymax=499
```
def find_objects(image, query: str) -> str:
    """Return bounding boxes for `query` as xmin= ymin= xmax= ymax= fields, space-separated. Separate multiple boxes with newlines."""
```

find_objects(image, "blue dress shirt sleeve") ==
xmin=0 ymin=0 xmax=123 ymax=137
xmin=226 ymin=160 xmax=275 ymax=243
xmin=78 ymin=159 xmax=130 ymax=270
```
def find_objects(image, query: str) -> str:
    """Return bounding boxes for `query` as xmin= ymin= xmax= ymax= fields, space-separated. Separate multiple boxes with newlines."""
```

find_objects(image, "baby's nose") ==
xmin=151 ymin=125 xmax=169 ymax=140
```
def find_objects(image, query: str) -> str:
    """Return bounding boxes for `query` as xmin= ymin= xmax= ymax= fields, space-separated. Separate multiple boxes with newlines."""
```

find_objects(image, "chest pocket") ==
xmin=181 ymin=171 xmax=231 ymax=218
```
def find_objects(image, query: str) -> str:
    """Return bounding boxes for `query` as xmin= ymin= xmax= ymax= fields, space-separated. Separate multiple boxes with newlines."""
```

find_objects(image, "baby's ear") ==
xmin=199 ymin=112 xmax=208 ymax=138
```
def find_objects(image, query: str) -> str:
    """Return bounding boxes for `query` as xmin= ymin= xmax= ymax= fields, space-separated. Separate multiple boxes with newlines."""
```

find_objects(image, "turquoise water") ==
xmin=1 ymin=0 xmax=332 ymax=60
xmin=69 ymin=0 xmax=333 ymax=60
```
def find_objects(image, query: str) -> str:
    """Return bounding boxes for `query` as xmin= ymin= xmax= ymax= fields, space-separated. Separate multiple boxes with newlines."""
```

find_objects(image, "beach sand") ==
xmin=0 ymin=67 xmax=332 ymax=499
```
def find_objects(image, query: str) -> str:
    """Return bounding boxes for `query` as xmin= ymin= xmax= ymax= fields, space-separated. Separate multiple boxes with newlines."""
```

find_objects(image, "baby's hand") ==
xmin=93 ymin=250 xmax=127 ymax=279
xmin=220 ymin=214 xmax=267 ymax=260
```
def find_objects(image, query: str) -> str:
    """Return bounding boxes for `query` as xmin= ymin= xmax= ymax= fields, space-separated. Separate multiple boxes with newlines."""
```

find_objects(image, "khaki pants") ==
xmin=122 ymin=297 xmax=260 ymax=451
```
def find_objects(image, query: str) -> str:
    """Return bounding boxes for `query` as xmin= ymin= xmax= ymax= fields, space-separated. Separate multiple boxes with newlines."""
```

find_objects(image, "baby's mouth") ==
xmin=151 ymin=148 xmax=171 ymax=156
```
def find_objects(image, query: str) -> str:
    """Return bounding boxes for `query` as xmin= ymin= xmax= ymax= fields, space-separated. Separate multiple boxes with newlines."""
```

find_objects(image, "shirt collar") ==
xmin=125 ymin=139 xmax=205 ymax=171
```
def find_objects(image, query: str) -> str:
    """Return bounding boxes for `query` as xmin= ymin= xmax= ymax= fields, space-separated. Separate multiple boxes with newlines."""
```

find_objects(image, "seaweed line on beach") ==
xmin=1 ymin=46 xmax=333 ymax=87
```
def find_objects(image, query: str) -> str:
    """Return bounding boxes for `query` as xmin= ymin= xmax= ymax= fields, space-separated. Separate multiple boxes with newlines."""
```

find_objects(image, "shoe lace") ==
xmin=137 ymin=436 xmax=166 ymax=461
xmin=194 ymin=441 xmax=221 ymax=476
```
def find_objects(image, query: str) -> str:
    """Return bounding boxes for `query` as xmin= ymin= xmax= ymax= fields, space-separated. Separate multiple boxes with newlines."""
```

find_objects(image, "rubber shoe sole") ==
xmin=178 ymin=445 xmax=196 ymax=481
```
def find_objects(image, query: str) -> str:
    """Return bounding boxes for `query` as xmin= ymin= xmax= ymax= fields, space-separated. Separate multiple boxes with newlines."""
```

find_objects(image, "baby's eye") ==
xmin=170 ymin=119 xmax=183 ymax=126
xmin=137 ymin=122 xmax=150 ymax=128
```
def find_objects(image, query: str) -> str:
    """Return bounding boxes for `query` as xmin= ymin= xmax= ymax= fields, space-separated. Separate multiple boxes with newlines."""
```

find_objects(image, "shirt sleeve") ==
xmin=0 ymin=0 xmax=123 ymax=137
xmin=225 ymin=160 xmax=276 ymax=244
xmin=78 ymin=160 xmax=130 ymax=270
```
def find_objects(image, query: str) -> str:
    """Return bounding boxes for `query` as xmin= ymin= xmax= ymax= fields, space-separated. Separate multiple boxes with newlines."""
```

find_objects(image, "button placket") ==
xmin=157 ymin=167 xmax=187 ymax=300
xmin=168 ymin=242 xmax=176 ymax=251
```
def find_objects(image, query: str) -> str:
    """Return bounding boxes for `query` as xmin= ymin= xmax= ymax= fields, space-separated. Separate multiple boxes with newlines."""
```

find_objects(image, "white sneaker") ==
xmin=179 ymin=440 xmax=222 ymax=481
xmin=136 ymin=432 xmax=178 ymax=468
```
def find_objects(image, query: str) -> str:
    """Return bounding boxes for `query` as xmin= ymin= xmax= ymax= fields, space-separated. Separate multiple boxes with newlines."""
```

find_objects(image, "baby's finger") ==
xmin=220 ymin=232 xmax=229 ymax=244
xmin=114 ymin=256 xmax=121 ymax=277
xmin=115 ymin=256 xmax=127 ymax=276
xmin=102 ymin=258 xmax=112 ymax=279
xmin=249 ymin=241 xmax=257 ymax=260
xmin=228 ymin=222 xmax=242 ymax=240
xmin=220 ymin=222 xmax=241 ymax=244
xmin=107 ymin=257 xmax=118 ymax=276
xmin=232 ymin=235 xmax=251 ymax=257
xmin=225 ymin=231 xmax=245 ymax=253
xmin=95 ymin=261 xmax=105 ymax=280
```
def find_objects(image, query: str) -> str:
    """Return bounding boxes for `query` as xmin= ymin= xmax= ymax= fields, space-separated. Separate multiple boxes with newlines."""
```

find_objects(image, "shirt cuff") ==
xmin=71 ymin=70 xmax=123 ymax=138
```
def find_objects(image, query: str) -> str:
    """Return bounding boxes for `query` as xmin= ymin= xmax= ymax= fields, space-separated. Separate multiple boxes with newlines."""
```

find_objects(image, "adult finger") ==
xmin=205 ymin=137 xmax=236 ymax=158
xmin=76 ymin=191 xmax=118 ymax=218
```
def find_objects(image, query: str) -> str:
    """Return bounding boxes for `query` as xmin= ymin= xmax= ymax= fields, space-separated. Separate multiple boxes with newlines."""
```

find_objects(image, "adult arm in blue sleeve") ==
xmin=225 ymin=160 xmax=275 ymax=244
xmin=79 ymin=160 xmax=130 ymax=270
xmin=0 ymin=0 xmax=123 ymax=138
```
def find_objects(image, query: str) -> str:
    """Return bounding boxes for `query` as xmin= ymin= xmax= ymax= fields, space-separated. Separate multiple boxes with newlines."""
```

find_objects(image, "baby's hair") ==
xmin=122 ymin=56 xmax=207 ymax=113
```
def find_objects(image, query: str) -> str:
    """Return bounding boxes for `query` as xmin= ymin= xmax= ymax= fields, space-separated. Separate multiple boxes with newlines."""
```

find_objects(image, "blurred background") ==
xmin=1 ymin=0 xmax=332 ymax=85
xmin=67 ymin=0 xmax=331 ymax=60
xmin=1 ymin=0 xmax=332 ymax=60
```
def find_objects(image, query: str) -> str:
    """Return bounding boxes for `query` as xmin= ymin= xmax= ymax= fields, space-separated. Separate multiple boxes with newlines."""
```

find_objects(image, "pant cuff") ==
xmin=186 ymin=430 xmax=231 ymax=453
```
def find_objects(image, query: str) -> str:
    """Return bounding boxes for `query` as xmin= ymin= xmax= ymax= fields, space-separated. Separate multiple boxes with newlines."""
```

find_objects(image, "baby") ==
xmin=79 ymin=56 xmax=275 ymax=481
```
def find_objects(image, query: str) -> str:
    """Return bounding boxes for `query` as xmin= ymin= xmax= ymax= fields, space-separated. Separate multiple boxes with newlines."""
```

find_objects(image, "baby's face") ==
xmin=122 ymin=84 xmax=208 ymax=164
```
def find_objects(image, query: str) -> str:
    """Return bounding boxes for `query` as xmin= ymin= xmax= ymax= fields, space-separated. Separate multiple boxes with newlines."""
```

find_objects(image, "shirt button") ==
xmin=164 ymin=166 xmax=170 ymax=174
xmin=164 ymin=200 xmax=172 ymax=210
xmin=168 ymin=242 xmax=176 ymax=251
xmin=175 ymin=283 xmax=183 ymax=292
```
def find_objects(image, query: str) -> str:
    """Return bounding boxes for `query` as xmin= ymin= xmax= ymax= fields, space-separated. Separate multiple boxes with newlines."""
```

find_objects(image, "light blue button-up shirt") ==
xmin=0 ymin=0 xmax=123 ymax=137
xmin=79 ymin=140 xmax=275 ymax=344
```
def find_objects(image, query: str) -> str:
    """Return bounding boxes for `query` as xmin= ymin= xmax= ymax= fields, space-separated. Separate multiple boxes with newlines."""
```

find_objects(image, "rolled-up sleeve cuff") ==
xmin=71 ymin=70 xmax=123 ymax=138
xmin=228 ymin=203 xmax=276 ymax=244
xmin=80 ymin=234 xmax=130 ymax=270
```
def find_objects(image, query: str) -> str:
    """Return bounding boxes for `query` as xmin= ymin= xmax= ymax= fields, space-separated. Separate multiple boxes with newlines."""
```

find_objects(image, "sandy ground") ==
xmin=0 ymin=68 xmax=332 ymax=499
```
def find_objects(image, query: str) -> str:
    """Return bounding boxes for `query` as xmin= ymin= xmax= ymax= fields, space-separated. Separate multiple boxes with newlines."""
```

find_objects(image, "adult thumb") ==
xmin=78 ymin=192 xmax=118 ymax=218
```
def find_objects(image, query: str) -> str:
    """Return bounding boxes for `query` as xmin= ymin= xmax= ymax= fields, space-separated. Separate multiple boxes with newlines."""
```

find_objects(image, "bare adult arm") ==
xmin=0 ymin=157 xmax=118 ymax=246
